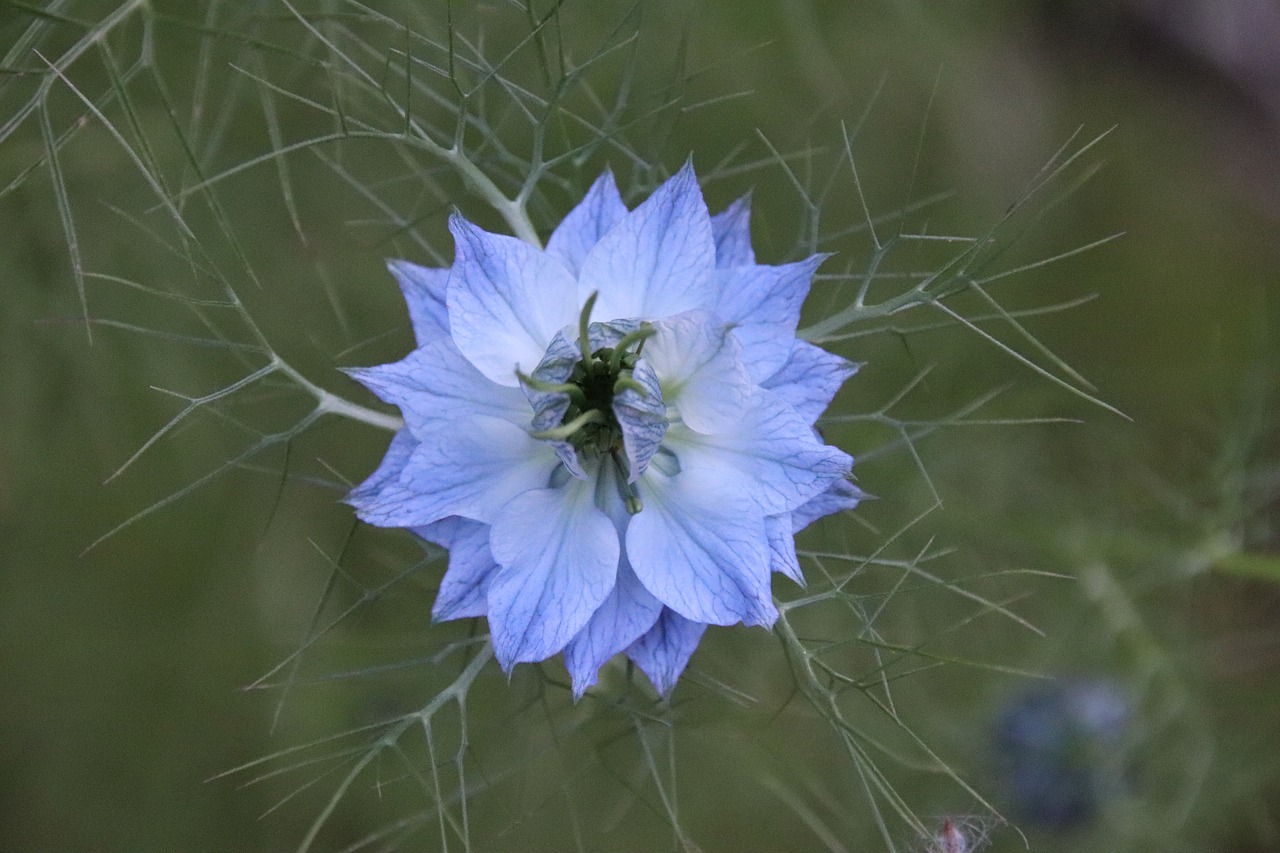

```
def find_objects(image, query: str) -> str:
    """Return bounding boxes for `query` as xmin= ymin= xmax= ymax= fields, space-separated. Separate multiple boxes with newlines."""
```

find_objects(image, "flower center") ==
xmin=521 ymin=293 xmax=655 ymax=515
xmin=553 ymin=330 xmax=651 ymax=456
xmin=526 ymin=293 xmax=655 ymax=455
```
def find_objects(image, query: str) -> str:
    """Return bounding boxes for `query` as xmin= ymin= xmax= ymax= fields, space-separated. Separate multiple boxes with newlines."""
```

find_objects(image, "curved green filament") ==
xmin=516 ymin=370 xmax=588 ymax=408
xmin=531 ymin=408 xmax=604 ymax=441
xmin=613 ymin=376 xmax=647 ymax=397
xmin=608 ymin=324 xmax=655 ymax=374
xmin=577 ymin=291 xmax=599 ymax=360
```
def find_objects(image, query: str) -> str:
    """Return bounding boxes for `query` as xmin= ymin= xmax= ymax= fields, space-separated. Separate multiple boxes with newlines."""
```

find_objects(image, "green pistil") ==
xmin=531 ymin=409 xmax=605 ymax=441
xmin=608 ymin=326 xmax=656 ymax=373
xmin=577 ymin=291 xmax=598 ymax=367
xmin=516 ymin=370 xmax=588 ymax=409
xmin=612 ymin=376 xmax=647 ymax=396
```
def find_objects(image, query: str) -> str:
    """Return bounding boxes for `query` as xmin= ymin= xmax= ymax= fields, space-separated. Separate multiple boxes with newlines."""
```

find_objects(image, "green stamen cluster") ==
xmin=530 ymin=293 xmax=653 ymax=454
xmin=522 ymin=294 xmax=653 ymax=514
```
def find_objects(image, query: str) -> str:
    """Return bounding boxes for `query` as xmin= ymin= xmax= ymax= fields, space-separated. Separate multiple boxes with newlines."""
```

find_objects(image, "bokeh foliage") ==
xmin=2 ymin=1 xmax=1277 ymax=851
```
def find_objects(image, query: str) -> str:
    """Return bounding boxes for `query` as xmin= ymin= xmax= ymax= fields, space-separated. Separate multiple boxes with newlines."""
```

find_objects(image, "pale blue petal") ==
xmin=414 ymin=517 xmax=499 ymax=620
xmin=344 ymin=336 xmax=528 ymax=437
xmin=545 ymin=170 xmax=628 ymax=276
xmin=709 ymin=255 xmax=826 ymax=381
xmin=523 ymin=330 xmax=580 ymax=422
xmin=627 ymin=467 xmax=775 ymax=627
xmin=791 ymin=478 xmax=865 ymax=533
xmin=710 ymin=194 xmax=754 ymax=267
xmin=488 ymin=478 xmax=621 ymax=668
xmin=447 ymin=215 xmax=579 ymax=386
xmin=626 ymin=609 xmax=708 ymax=697
xmin=346 ymin=427 xmax=417 ymax=511
xmin=761 ymin=340 xmax=859 ymax=425
xmin=387 ymin=259 xmax=450 ymax=344
xmin=355 ymin=415 xmax=558 ymax=527
xmin=613 ymin=358 xmax=667 ymax=482
xmin=563 ymin=562 xmax=663 ymax=699
xmin=541 ymin=438 xmax=585 ymax=480
xmin=578 ymin=162 xmax=716 ymax=322
xmin=643 ymin=311 xmax=752 ymax=434
xmin=661 ymin=388 xmax=852 ymax=516
xmin=766 ymin=514 xmax=805 ymax=586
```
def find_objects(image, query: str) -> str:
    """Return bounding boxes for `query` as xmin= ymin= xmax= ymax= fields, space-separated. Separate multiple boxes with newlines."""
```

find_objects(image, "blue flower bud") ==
xmin=994 ymin=679 xmax=1131 ymax=830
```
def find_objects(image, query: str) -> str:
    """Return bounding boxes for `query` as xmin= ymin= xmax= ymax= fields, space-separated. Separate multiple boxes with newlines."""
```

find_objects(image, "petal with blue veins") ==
xmin=709 ymin=194 xmax=754 ymax=268
xmin=345 ymin=336 xmax=529 ymax=438
xmin=354 ymin=415 xmax=558 ymax=528
xmin=662 ymin=388 xmax=852 ymax=516
xmin=448 ymin=215 xmax=579 ymax=385
xmin=386 ymin=259 xmax=450 ymax=344
xmin=626 ymin=609 xmax=708 ymax=697
xmin=791 ymin=478 xmax=865 ymax=533
xmin=346 ymin=427 xmax=418 ymax=512
xmin=643 ymin=311 xmax=752 ymax=434
xmin=627 ymin=466 xmax=775 ymax=627
xmin=488 ymin=478 xmax=620 ymax=668
xmin=761 ymin=340 xmax=859 ymax=426
xmin=709 ymin=255 xmax=826 ymax=381
xmin=579 ymin=163 xmax=716 ymax=322
xmin=766 ymin=514 xmax=805 ymax=586
xmin=414 ymin=517 xmax=500 ymax=621
xmin=546 ymin=170 xmax=629 ymax=276
xmin=563 ymin=561 xmax=663 ymax=698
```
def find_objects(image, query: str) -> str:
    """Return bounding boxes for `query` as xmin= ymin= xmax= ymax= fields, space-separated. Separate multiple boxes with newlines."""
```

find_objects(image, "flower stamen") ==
xmin=611 ymin=450 xmax=644 ymax=515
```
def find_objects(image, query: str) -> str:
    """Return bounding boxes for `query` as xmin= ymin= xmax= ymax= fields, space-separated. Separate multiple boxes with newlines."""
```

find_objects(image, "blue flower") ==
xmin=346 ymin=164 xmax=861 ymax=697
xmin=994 ymin=679 xmax=1132 ymax=830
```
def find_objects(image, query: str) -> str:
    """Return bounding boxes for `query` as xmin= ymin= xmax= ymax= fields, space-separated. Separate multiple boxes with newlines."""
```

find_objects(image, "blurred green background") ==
xmin=2 ymin=1 xmax=1278 ymax=851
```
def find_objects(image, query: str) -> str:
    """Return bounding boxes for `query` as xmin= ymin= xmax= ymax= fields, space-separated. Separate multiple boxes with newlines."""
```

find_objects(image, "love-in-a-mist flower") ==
xmin=346 ymin=163 xmax=862 ymax=697
xmin=994 ymin=679 xmax=1132 ymax=829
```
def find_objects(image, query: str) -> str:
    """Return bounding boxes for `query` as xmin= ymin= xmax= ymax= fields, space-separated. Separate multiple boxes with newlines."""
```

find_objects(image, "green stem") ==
xmin=798 ymin=286 xmax=931 ymax=342
xmin=276 ymin=0 xmax=541 ymax=248
xmin=275 ymin=358 xmax=403 ymax=433
xmin=432 ymin=141 xmax=541 ymax=247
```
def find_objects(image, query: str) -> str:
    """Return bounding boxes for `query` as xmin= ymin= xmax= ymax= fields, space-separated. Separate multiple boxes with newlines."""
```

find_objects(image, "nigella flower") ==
xmin=346 ymin=163 xmax=861 ymax=698
xmin=994 ymin=679 xmax=1132 ymax=830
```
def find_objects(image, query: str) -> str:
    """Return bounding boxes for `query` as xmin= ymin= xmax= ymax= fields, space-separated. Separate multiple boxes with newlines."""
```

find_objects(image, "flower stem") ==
xmin=296 ymin=638 xmax=492 ymax=853
xmin=316 ymin=389 xmax=404 ymax=432
xmin=275 ymin=357 xmax=403 ymax=433
xmin=435 ymin=141 xmax=542 ymax=247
